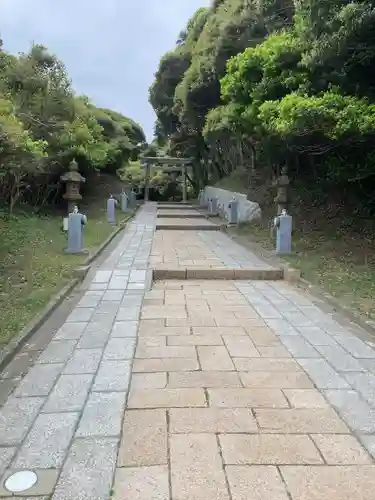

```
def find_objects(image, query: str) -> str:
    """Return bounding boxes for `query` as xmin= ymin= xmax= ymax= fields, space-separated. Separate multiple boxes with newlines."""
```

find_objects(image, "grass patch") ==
xmin=236 ymin=222 xmax=375 ymax=320
xmin=0 ymin=202 xmax=117 ymax=346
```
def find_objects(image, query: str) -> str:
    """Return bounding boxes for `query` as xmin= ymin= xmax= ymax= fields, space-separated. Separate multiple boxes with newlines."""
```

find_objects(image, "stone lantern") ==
xmin=60 ymin=159 xmax=86 ymax=214
xmin=272 ymin=165 xmax=289 ymax=215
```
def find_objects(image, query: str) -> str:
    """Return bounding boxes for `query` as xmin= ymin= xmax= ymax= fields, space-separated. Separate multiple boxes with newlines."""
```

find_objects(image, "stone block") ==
xmin=118 ymin=409 xmax=167 ymax=466
xmin=103 ymin=338 xmax=136 ymax=360
xmin=223 ymin=336 xmax=260 ymax=357
xmin=54 ymin=321 xmax=87 ymax=340
xmin=14 ymin=363 xmax=64 ymax=397
xmin=130 ymin=373 xmax=167 ymax=390
xmin=136 ymin=345 xmax=196 ymax=359
xmin=168 ymin=371 xmax=241 ymax=388
xmin=93 ymin=360 xmax=131 ymax=392
xmin=133 ymin=358 xmax=199 ymax=373
xmin=76 ymin=392 xmax=126 ymax=437
xmin=52 ymin=437 xmax=118 ymax=500
xmin=226 ymin=466 xmax=289 ymax=500
xmin=208 ymin=388 xmax=289 ymax=408
xmin=239 ymin=371 xmax=314 ymax=389
xmin=197 ymin=346 xmax=235 ymax=371
xmin=13 ymin=412 xmax=79 ymax=468
xmin=297 ymin=358 xmax=350 ymax=389
xmin=127 ymin=388 xmax=206 ymax=409
xmin=168 ymin=334 xmax=223 ymax=346
xmin=63 ymin=348 xmax=102 ymax=374
xmin=170 ymin=434 xmax=230 ymax=500
xmin=311 ymin=434 xmax=373 ymax=464
xmin=234 ymin=358 xmax=300 ymax=372
xmin=220 ymin=434 xmax=323 ymax=465
xmin=279 ymin=336 xmax=320 ymax=358
xmin=113 ymin=466 xmax=169 ymax=500
xmin=280 ymin=465 xmax=375 ymax=500
xmin=255 ymin=408 xmax=349 ymax=433
xmin=42 ymin=374 xmax=93 ymax=413
xmin=111 ymin=321 xmax=138 ymax=338
xmin=170 ymin=408 xmax=257 ymax=433
xmin=283 ymin=389 xmax=329 ymax=408
xmin=324 ymin=389 xmax=375 ymax=433
xmin=283 ymin=267 xmax=301 ymax=282
xmin=0 ymin=396 xmax=44 ymax=445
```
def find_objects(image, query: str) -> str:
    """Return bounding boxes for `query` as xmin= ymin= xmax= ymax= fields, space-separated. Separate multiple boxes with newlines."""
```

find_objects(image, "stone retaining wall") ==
xmin=204 ymin=186 xmax=261 ymax=222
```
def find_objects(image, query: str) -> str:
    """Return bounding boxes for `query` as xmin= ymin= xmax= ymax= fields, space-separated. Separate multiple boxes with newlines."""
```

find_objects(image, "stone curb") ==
xmin=295 ymin=277 xmax=375 ymax=338
xmin=0 ymin=207 xmax=138 ymax=373
xmin=153 ymin=268 xmax=283 ymax=281
xmin=0 ymin=278 xmax=79 ymax=372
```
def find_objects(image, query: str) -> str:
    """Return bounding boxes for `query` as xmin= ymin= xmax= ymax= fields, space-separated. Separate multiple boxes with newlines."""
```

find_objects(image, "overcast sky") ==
xmin=0 ymin=0 xmax=209 ymax=141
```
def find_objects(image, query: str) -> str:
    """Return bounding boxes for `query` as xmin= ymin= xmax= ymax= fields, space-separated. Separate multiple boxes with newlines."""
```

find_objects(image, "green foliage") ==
xmin=0 ymin=40 xmax=145 ymax=212
xmin=150 ymin=0 xmax=375 ymax=211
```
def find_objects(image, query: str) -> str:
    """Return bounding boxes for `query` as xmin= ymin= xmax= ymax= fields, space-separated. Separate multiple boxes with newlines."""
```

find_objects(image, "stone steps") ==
xmin=152 ymin=268 xmax=284 ymax=280
xmin=156 ymin=212 xmax=206 ymax=219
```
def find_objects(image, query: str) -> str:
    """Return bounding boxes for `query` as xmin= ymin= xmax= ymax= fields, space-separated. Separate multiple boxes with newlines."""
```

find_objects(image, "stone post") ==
xmin=107 ymin=195 xmax=117 ymax=224
xmin=144 ymin=162 xmax=151 ymax=202
xmin=182 ymin=164 xmax=187 ymax=203
xmin=64 ymin=206 xmax=87 ymax=254
xmin=227 ymin=197 xmax=239 ymax=226
xmin=274 ymin=209 xmax=292 ymax=254
xmin=120 ymin=191 xmax=128 ymax=212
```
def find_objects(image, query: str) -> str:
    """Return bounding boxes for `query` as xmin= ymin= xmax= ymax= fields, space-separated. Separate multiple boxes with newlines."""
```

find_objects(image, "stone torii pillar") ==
xmin=182 ymin=163 xmax=187 ymax=203
xmin=143 ymin=162 xmax=151 ymax=202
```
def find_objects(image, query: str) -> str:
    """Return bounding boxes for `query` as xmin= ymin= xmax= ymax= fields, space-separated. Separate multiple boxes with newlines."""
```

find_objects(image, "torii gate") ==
xmin=140 ymin=156 xmax=194 ymax=202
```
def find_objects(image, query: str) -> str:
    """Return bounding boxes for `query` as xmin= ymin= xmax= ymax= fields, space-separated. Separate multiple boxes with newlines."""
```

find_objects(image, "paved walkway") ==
xmin=1 ymin=203 xmax=375 ymax=499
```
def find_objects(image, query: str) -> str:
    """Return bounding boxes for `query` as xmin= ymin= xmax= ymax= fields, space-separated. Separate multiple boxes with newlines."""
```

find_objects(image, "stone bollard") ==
xmin=64 ymin=206 xmax=87 ymax=254
xmin=227 ymin=197 xmax=239 ymax=226
xmin=120 ymin=191 xmax=129 ymax=212
xmin=107 ymin=195 xmax=117 ymax=224
xmin=198 ymin=189 xmax=205 ymax=207
xmin=274 ymin=209 xmax=292 ymax=254
xmin=208 ymin=196 xmax=218 ymax=215
xmin=129 ymin=189 xmax=137 ymax=208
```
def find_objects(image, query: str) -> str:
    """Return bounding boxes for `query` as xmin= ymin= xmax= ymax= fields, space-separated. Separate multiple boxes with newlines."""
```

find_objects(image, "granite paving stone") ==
xmin=42 ymin=374 xmax=93 ymax=413
xmin=76 ymin=391 xmax=126 ymax=437
xmin=226 ymin=466 xmax=289 ymax=500
xmin=118 ymin=409 xmax=167 ymax=466
xmin=13 ymin=363 xmax=64 ymax=397
xmin=103 ymin=337 xmax=136 ymax=360
xmin=220 ymin=434 xmax=323 ymax=465
xmin=113 ymin=466 xmax=169 ymax=500
xmin=0 ymin=447 xmax=16 ymax=476
xmin=333 ymin=334 xmax=375 ymax=358
xmin=63 ymin=348 xmax=102 ymax=375
xmin=54 ymin=322 xmax=88 ymax=340
xmin=324 ymin=389 xmax=375 ymax=433
xmin=280 ymin=465 xmax=375 ymax=500
xmin=52 ymin=437 xmax=118 ymax=500
xmin=170 ymin=433 xmax=230 ymax=500
xmin=296 ymin=358 xmax=350 ymax=389
xmin=111 ymin=320 xmax=138 ymax=337
xmin=66 ymin=307 xmax=95 ymax=322
xmin=12 ymin=412 xmax=79 ymax=468
xmin=0 ymin=396 xmax=44 ymax=445
xmin=310 ymin=434 xmax=373 ymax=464
xmin=93 ymin=360 xmax=131 ymax=391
